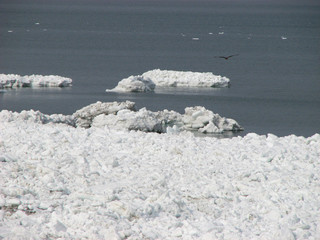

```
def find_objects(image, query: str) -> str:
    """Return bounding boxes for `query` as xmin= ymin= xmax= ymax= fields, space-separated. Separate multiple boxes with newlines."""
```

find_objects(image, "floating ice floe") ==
xmin=106 ymin=69 xmax=230 ymax=92
xmin=0 ymin=105 xmax=319 ymax=239
xmin=0 ymin=74 xmax=72 ymax=89
xmin=142 ymin=69 xmax=230 ymax=88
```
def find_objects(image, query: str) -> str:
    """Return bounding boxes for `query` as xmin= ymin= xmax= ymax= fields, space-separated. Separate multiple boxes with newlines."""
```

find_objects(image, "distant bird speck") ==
xmin=215 ymin=54 xmax=239 ymax=60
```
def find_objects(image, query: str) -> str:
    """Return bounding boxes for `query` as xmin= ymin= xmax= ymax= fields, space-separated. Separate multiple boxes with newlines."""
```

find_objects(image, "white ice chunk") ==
xmin=142 ymin=69 xmax=230 ymax=88
xmin=73 ymin=101 xmax=136 ymax=128
xmin=107 ymin=69 xmax=230 ymax=92
xmin=92 ymin=108 xmax=165 ymax=133
xmin=0 ymin=74 xmax=72 ymax=88
xmin=106 ymin=75 xmax=155 ymax=93
xmin=182 ymin=106 xmax=243 ymax=133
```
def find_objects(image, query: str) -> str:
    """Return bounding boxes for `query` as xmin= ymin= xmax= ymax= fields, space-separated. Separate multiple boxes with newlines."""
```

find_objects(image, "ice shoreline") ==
xmin=0 ymin=108 xmax=319 ymax=239
xmin=0 ymin=102 xmax=319 ymax=239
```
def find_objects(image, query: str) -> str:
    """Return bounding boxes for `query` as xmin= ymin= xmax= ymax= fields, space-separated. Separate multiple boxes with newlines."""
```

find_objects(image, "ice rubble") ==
xmin=0 ymin=74 xmax=72 ymax=88
xmin=72 ymin=101 xmax=243 ymax=134
xmin=0 ymin=108 xmax=319 ymax=239
xmin=0 ymin=101 xmax=242 ymax=134
xmin=106 ymin=69 xmax=230 ymax=92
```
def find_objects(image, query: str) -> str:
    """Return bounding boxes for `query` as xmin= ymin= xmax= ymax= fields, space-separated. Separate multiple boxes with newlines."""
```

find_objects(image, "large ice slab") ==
xmin=73 ymin=101 xmax=136 ymax=128
xmin=0 ymin=108 xmax=319 ymax=239
xmin=106 ymin=69 xmax=230 ymax=92
xmin=0 ymin=74 xmax=72 ymax=88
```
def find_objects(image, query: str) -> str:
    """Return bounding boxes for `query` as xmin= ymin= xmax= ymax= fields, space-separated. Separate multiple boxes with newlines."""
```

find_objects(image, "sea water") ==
xmin=0 ymin=0 xmax=319 ymax=137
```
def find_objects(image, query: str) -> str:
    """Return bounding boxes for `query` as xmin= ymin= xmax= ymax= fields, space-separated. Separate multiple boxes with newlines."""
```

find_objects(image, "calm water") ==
xmin=1 ymin=0 xmax=319 ymax=137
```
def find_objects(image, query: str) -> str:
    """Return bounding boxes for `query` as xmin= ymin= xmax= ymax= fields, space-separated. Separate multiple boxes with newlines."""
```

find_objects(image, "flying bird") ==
xmin=215 ymin=54 xmax=239 ymax=60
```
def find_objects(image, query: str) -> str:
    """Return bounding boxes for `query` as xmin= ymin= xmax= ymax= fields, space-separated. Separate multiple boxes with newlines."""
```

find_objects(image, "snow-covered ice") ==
xmin=0 ymin=74 xmax=72 ymax=88
xmin=143 ymin=69 xmax=230 ymax=88
xmin=106 ymin=69 xmax=230 ymax=92
xmin=0 ymin=103 xmax=319 ymax=239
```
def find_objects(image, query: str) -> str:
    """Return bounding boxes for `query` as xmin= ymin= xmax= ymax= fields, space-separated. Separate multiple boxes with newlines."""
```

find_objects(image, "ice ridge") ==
xmin=0 ymin=101 xmax=243 ymax=134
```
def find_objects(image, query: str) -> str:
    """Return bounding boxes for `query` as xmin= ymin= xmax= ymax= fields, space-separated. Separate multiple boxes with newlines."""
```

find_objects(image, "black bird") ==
xmin=215 ymin=54 xmax=239 ymax=60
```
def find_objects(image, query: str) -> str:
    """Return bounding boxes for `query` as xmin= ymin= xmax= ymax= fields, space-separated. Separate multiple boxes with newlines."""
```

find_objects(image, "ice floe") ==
xmin=0 ymin=104 xmax=319 ymax=239
xmin=106 ymin=69 xmax=230 ymax=92
xmin=143 ymin=69 xmax=230 ymax=88
xmin=0 ymin=74 xmax=72 ymax=89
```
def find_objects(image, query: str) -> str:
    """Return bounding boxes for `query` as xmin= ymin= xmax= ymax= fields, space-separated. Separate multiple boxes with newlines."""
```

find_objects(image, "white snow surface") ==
xmin=0 ymin=104 xmax=320 ymax=239
xmin=106 ymin=69 xmax=230 ymax=92
xmin=0 ymin=74 xmax=72 ymax=88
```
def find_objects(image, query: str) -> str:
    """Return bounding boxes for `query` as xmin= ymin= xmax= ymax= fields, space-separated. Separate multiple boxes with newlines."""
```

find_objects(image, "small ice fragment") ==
xmin=208 ymin=32 xmax=213 ymax=35
xmin=54 ymin=220 xmax=67 ymax=232
xmin=281 ymin=36 xmax=287 ymax=40
xmin=192 ymin=37 xmax=199 ymax=40
xmin=8 ymin=30 xmax=13 ymax=33
xmin=112 ymin=159 xmax=119 ymax=168
xmin=218 ymin=32 xmax=224 ymax=35
xmin=35 ymin=22 xmax=40 ymax=25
